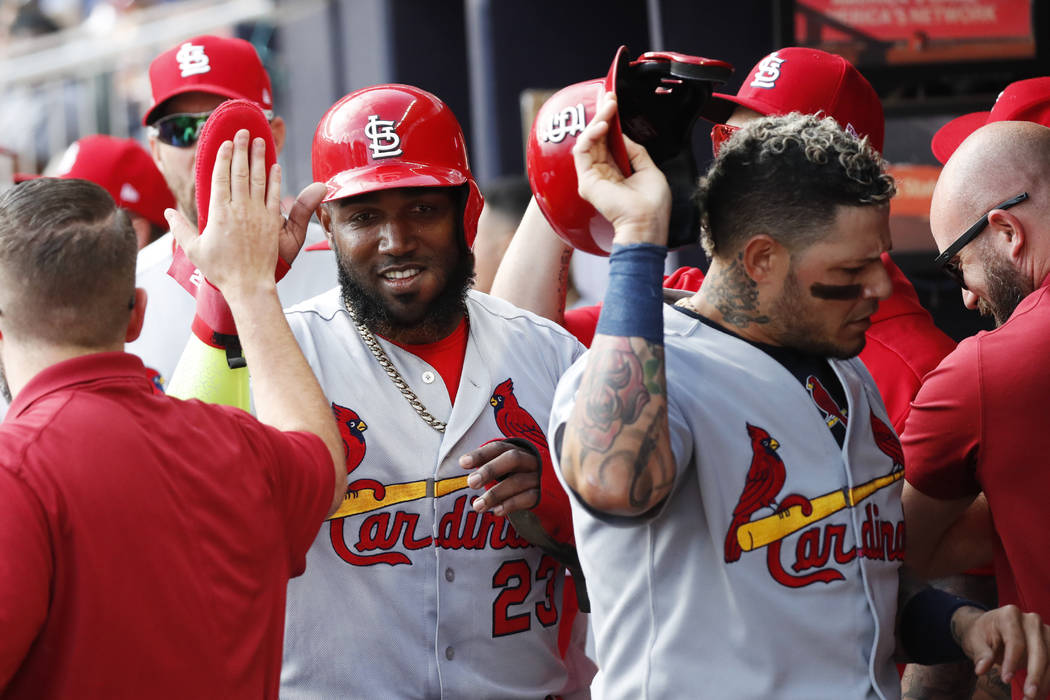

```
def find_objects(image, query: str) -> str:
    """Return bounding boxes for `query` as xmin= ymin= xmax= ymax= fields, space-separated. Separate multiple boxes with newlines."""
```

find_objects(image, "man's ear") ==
xmin=317 ymin=203 xmax=334 ymax=240
xmin=741 ymin=234 xmax=788 ymax=283
xmin=125 ymin=288 xmax=148 ymax=343
xmin=147 ymin=130 xmax=168 ymax=175
xmin=987 ymin=210 xmax=1025 ymax=263
xmin=270 ymin=116 xmax=287 ymax=156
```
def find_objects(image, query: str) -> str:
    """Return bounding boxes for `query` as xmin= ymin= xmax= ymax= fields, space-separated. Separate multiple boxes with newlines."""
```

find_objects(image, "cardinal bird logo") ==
xmin=724 ymin=423 xmax=787 ymax=563
xmin=490 ymin=378 xmax=549 ymax=458
xmin=869 ymin=411 xmax=904 ymax=472
xmin=806 ymin=375 xmax=848 ymax=428
xmin=331 ymin=403 xmax=368 ymax=475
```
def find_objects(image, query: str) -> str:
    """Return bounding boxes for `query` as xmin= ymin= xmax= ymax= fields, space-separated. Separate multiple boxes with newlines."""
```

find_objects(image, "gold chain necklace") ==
xmin=341 ymin=296 xmax=447 ymax=433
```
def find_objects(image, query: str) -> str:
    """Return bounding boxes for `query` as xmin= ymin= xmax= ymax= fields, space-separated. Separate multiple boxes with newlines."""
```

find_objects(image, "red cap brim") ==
xmin=931 ymin=111 xmax=989 ymax=165
xmin=604 ymin=45 xmax=633 ymax=176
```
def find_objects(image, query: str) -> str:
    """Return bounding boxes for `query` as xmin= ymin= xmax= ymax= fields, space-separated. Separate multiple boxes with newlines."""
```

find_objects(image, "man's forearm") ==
xmin=490 ymin=198 xmax=572 ymax=324
xmin=562 ymin=334 xmax=673 ymax=515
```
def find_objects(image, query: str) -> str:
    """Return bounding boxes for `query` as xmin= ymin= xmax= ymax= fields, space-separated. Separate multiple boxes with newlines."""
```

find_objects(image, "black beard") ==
xmin=978 ymin=253 xmax=1033 ymax=327
xmin=337 ymin=249 xmax=475 ymax=342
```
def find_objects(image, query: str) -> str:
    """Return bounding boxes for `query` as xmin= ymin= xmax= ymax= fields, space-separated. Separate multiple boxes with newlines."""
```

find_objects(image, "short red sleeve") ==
xmin=231 ymin=414 xmax=334 ymax=576
xmin=663 ymin=266 xmax=705 ymax=292
xmin=902 ymin=339 xmax=982 ymax=500
xmin=564 ymin=304 xmax=601 ymax=347
xmin=0 ymin=468 xmax=51 ymax=689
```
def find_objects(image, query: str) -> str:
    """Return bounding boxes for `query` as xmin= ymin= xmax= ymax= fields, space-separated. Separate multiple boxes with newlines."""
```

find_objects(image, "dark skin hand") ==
xmin=460 ymin=441 xmax=541 ymax=517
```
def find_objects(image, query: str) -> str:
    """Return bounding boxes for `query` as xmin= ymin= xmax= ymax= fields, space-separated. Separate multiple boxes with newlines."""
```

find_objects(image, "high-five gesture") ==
xmin=168 ymin=129 xmax=344 ymax=515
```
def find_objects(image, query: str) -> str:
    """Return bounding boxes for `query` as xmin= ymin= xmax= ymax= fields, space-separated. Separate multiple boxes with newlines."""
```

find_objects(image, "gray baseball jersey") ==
xmin=127 ymin=223 xmax=335 ymax=386
xmin=550 ymin=306 xmax=904 ymax=700
xmin=279 ymin=288 xmax=594 ymax=699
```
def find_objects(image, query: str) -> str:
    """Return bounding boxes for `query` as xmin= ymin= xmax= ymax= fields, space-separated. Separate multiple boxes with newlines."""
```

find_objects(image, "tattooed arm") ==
xmin=558 ymin=91 xmax=676 ymax=516
xmin=561 ymin=336 xmax=674 ymax=515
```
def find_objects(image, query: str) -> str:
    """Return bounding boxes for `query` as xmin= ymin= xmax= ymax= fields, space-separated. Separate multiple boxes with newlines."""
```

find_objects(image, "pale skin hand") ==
xmin=952 ymin=604 xmax=1050 ymax=699
xmin=459 ymin=442 xmax=540 ymax=517
xmin=166 ymin=129 xmax=344 ymax=514
xmin=560 ymin=92 xmax=676 ymax=516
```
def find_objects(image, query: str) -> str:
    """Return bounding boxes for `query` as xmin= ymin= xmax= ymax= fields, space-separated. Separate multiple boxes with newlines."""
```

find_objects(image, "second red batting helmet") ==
xmin=527 ymin=46 xmax=732 ymax=256
xmin=311 ymin=84 xmax=484 ymax=247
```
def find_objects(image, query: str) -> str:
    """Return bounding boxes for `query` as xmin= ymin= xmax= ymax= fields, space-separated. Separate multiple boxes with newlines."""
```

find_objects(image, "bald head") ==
xmin=931 ymin=121 xmax=1050 ymax=252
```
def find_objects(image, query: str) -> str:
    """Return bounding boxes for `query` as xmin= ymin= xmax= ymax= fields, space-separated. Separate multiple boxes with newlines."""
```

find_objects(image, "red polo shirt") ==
xmin=0 ymin=352 xmax=333 ymax=699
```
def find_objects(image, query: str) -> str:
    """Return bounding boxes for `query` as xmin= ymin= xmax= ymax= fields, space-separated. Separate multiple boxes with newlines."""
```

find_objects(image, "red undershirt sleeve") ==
xmin=563 ymin=305 xmax=601 ymax=347
xmin=0 ymin=467 xmax=52 ymax=690
xmin=902 ymin=339 xmax=982 ymax=500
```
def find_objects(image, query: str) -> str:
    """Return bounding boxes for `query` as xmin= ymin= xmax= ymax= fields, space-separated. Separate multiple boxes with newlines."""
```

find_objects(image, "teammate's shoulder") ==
xmin=467 ymin=291 xmax=582 ymax=345
xmin=135 ymin=231 xmax=174 ymax=275
xmin=283 ymin=286 xmax=343 ymax=319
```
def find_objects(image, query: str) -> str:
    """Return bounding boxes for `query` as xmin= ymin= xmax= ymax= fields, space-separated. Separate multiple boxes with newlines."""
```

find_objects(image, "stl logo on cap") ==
xmin=176 ymin=42 xmax=211 ymax=78
xmin=364 ymin=115 xmax=402 ymax=159
xmin=540 ymin=103 xmax=587 ymax=144
xmin=750 ymin=51 xmax=785 ymax=90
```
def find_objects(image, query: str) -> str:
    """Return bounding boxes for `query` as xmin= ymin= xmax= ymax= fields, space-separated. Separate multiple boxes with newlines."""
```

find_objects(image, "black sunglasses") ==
xmin=151 ymin=108 xmax=275 ymax=148
xmin=933 ymin=191 xmax=1028 ymax=289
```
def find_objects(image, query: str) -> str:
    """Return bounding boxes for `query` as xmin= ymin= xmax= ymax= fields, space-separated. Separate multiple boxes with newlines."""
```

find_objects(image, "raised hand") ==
xmin=167 ymin=129 xmax=282 ymax=298
xmin=572 ymin=92 xmax=672 ymax=246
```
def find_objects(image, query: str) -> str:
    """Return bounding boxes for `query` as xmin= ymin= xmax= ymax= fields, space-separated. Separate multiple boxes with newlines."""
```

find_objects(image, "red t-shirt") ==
xmin=565 ymin=255 xmax=955 ymax=434
xmin=0 ymin=353 xmax=333 ymax=699
xmin=387 ymin=316 xmax=469 ymax=404
xmin=904 ymin=279 xmax=1050 ymax=699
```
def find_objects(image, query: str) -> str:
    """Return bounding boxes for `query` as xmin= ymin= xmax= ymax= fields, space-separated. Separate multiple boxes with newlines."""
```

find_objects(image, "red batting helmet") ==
xmin=311 ymin=84 xmax=484 ymax=247
xmin=527 ymin=46 xmax=732 ymax=256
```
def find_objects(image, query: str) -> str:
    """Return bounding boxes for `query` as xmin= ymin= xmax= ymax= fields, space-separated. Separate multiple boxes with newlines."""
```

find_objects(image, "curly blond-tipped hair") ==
xmin=697 ymin=113 xmax=896 ymax=259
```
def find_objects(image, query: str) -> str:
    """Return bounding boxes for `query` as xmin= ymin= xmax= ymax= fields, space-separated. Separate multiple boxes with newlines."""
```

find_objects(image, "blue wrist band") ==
xmin=900 ymin=587 xmax=988 ymax=665
xmin=595 ymin=243 xmax=668 ymax=345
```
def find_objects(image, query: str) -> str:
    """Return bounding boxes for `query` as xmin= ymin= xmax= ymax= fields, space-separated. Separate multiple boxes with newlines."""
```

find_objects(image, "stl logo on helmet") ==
xmin=750 ymin=51 xmax=785 ymax=89
xmin=365 ymin=115 xmax=403 ymax=159
xmin=176 ymin=42 xmax=211 ymax=78
xmin=540 ymin=103 xmax=586 ymax=144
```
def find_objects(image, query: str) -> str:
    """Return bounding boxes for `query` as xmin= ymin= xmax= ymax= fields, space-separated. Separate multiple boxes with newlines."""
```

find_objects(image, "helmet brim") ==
xmin=321 ymin=162 xmax=469 ymax=203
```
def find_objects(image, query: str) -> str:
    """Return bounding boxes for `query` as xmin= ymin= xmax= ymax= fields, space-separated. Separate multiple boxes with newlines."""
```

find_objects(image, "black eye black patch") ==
xmin=809 ymin=282 xmax=863 ymax=300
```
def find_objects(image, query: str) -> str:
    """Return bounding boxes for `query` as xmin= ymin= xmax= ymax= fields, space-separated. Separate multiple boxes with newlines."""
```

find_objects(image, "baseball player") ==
xmin=494 ymin=46 xmax=955 ymax=436
xmin=130 ymin=34 xmax=334 ymax=387
xmin=549 ymin=95 xmax=1050 ymax=699
xmin=169 ymin=84 xmax=593 ymax=698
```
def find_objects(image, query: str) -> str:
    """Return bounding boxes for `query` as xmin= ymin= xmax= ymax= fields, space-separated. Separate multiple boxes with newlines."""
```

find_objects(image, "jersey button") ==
xmin=422 ymin=371 xmax=436 ymax=384
xmin=445 ymin=646 xmax=455 ymax=660
xmin=445 ymin=567 xmax=455 ymax=582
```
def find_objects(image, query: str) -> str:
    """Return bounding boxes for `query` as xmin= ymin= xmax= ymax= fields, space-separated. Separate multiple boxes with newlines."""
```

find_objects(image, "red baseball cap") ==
xmin=702 ymin=47 xmax=884 ymax=153
xmin=143 ymin=35 xmax=273 ymax=125
xmin=931 ymin=77 xmax=1050 ymax=164
xmin=53 ymin=135 xmax=176 ymax=228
